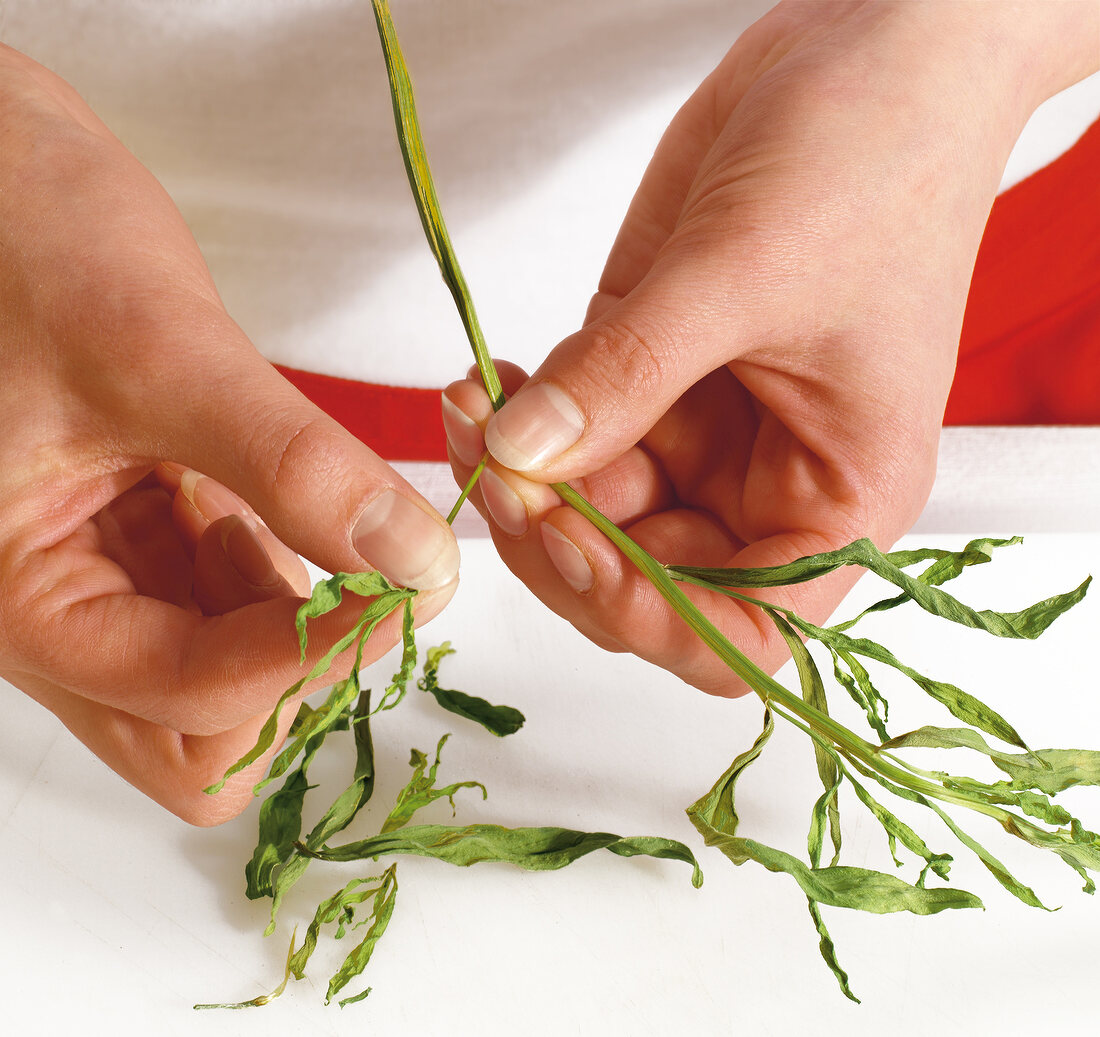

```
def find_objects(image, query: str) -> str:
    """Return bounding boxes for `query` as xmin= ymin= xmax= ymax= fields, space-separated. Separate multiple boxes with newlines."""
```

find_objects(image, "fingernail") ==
xmin=479 ymin=469 xmax=528 ymax=537
xmin=352 ymin=490 xmax=460 ymax=590
xmin=541 ymin=524 xmax=593 ymax=593
xmin=485 ymin=382 xmax=584 ymax=471
xmin=221 ymin=515 xmax=281 ymax=589
xmin=180 ymin=469 xmax=248 ymax=522
xmin=441 ymin=394 xmax=485 ymax=468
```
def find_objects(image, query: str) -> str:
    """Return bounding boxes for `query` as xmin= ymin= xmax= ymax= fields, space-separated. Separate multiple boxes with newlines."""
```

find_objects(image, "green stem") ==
xmin=372 ymin=0 xmax=986 ymax=832
xmin=447 ymin=455 xmax=488 ymax=525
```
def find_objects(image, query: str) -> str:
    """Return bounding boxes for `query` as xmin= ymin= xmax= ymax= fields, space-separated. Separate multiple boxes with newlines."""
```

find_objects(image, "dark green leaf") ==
xmin=419 ymin=642 xmax=525 ymax=737
xmin=265 ymin=688 xmax=378 ymax=935
xmin=245 ymin=730 xmax=326 ymax=900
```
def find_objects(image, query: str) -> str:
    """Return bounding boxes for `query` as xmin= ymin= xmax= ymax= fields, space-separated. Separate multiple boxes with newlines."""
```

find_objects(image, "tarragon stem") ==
xmin=368 ymin=0 xmax=920 ymax=807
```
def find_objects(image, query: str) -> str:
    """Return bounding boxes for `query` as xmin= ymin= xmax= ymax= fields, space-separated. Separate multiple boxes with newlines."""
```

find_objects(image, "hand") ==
xmin=442 ymin=1 xmax=1097 ymax=696
xmin=0 ymin=46 xmax=460 ymax=824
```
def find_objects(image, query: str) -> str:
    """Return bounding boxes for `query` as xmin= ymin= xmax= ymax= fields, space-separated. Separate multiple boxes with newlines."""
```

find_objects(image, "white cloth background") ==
xmin=2 ymin=7 xmax=1099 ymax=1030
xmin=3 ymin=0 xmax=1098 ymax=389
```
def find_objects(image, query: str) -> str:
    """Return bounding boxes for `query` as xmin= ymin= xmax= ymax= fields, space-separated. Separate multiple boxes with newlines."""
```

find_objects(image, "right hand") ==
xmin=0 ymin=45 xmax=460 ymax=825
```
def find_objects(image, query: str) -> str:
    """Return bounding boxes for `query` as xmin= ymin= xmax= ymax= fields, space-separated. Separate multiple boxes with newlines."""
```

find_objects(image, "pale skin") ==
xmin=1 ymin=2 xmax=1097 ymax=823
xmin=0 ymin=44 xmax=460 ymax=825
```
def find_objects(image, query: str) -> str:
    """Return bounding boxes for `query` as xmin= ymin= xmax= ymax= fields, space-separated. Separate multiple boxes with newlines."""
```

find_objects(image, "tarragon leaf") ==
xmin=687 ymin=705 xmax=981 ymax=1002
xmin=265 ymin=688 xmax=378 ymax=935
xmin=374 ymin=597 xmax=418 ymax=714
xmin=770 ymin=614 xmax=842 ymax=866
xmin=419 ymin=643 xmax=525 ymax=737
xmin=297 ymin=824 xmax=703 ymax=888
xmin=245 ymin=729 xmax=327 ymax=900
xmin=881 ymin=727 xmax=1100 ymax=796
xmin=293 ymin=571 xmax=403 ymax=661
xmin=787 ymin=614 xmax=1030 ymax=752
xmin=670 ymin=537 xmax=1089 ymax=640
xmin=204 ymin=575 xmax=412 ymax=796
xmin=828 ymin=644 xmax=890 ymax=742
xmin=380 ymin=734 xmax=487 ymax=834
xmin=326 ymin=866 xmax=399 ymax=1007
xmin=834 ymin=537 xmax=1025 ymax=631
xmin=707 ymin=835 xmax=982 ymax=916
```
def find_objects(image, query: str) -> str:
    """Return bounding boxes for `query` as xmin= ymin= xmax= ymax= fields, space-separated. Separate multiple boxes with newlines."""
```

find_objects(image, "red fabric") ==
xmin=947 ymin=116 xmax=1100 ymax=424
xmin=273 ymin=366 xmax=449 ymax=462
xmin=277 ymin=117 xmax=1100 ymax=459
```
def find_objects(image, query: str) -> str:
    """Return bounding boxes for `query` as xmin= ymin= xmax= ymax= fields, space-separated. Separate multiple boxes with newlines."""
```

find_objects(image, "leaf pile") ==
xmin=197 ymin=573 xmax=701 ymax=1010
xmin=675 ymin=539 xmax=1097 ymax=1000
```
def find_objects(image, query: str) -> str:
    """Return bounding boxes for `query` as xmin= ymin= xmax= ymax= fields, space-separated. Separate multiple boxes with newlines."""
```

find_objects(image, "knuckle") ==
xmin=248 ymin=411 xmax=349 ymax=508
xmin=579 ymin=317 xmax=674 ymax=409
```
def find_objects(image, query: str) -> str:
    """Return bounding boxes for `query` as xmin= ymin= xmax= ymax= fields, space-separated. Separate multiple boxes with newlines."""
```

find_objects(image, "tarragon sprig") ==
xmin=366 ymin=0 xmax=1098 ymax=1003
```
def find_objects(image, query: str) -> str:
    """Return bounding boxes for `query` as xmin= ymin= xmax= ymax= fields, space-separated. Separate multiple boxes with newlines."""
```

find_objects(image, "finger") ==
xmin=482 ymin=107 xmax=765 ymax=488
xmin=95 ymin=484 xmax=194 ymax=609
xmin=12 ymin=533 xmax=456 ymax=734
xmin=531 ymin=509 xmax=864 ymax=697
xmin=444 ymin=379 xmax=676 ymax=532
xmin=442 ymin=359 xmax=532 ymax=467
xmin=17 ymin=672 xmax=299 ymax=826
xmin=192 ymin=514 xmax=298 ymax=615
xmin=120 ymin=316 xmax=459 ymax=591
xmin=169 ymin=468 xmax=310 ymax=595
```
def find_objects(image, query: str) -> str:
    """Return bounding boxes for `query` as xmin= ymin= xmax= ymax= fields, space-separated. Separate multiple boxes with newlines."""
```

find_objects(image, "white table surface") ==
xmin=3 ymin=437 xmax=1099 ymax=1035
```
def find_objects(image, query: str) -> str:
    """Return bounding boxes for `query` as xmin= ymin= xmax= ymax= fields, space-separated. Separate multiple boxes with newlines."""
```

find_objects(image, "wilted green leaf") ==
xmin=265 ymin=688 xmax=378 ymax=935
xmin=246 ymin=730 xmax=327 ymax=900
xmin=204 ymin=578 xmax=412 ymax=796
xmin=380 ymin=734 xmax=486 ymax=834
xmin=298 ymin=824 xmax=703 ymax=888
xmin=881 ymin=727 xmax=1100 ymax=796
xmin=294 ymin=571 xmax=404 ymax=662
xmin=704 ymin=833 xmax=982 ymax=916
xmin=374 ymin=597 xmax=418 ymax=714
xmin=790 ymin=615 xmax=1030 ymax=752
xmin=326 ymin=867 xmax=399 ymax=1007
xmin=671 ymin=537 xmax=1089 ymax=640
xmin=833 ymin=537 xmax=1025 ymax=631
xmin=770 ymin=614 xmax=842 ymax=866
xmin=419 ymin=642 xmax=525 ymax=737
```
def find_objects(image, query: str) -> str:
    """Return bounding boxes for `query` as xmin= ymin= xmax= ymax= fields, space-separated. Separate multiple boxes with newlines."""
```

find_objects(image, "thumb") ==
xmin=484 ymin=253 xmax=746 ymax=483
xmin=144 ymin=325 xmax=460 ymax=591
